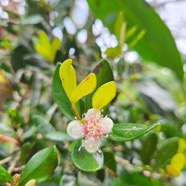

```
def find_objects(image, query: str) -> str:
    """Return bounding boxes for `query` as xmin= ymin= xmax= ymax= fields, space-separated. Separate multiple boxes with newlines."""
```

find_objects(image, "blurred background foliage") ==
xmin=0 ymin=0 xmax=186 ymax=185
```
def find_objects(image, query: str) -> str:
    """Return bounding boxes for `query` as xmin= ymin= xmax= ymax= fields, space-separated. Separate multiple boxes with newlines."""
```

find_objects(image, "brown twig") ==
xmin=0 ymin=156 xmax=12 ymax=165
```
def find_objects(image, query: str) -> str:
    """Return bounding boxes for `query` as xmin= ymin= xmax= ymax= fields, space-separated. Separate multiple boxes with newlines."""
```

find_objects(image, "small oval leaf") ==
xmin=85 ymin=59 xmax=114 ymax=110
xmin=109 ymin=123 xmax=160 ymax=141
xmin=52 ymin=64 xmax=75 ymax=120
xmin=46 ymin=131 xmax=73 ymax=141
xmin=19 ymin=146 xmax=58 ymax=185
xmin=71 ymin=140 xmax=103 ymax=172
xmin=154 ymin=137 xmax=178 ymax=169
xmin=71 ymin=73 xmax=97 ymax=103
xmin=0 ymin=165 xmax=13 ymax=183
xmin=59 ymin=59 xmax=76 ymax=100
xmin=92 ymin=81 xmax=116 ymax=110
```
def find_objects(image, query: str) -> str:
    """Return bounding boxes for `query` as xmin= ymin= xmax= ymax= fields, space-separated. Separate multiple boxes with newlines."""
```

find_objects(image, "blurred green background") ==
xmin=0 ymin=0 xmax=186 ymax=185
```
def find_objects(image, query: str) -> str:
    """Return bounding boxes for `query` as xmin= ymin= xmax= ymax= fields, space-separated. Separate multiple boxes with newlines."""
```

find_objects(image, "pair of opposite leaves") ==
xmin=59 ymin=59 xmax=116 ymax=112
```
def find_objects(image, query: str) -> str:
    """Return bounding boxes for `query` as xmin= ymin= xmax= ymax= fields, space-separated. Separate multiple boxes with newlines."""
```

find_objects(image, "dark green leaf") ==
xmin=88 ymin=0 xmax=183 ymax=81
xmin=140 ymin=132 xmax=158 ymax=164
xmin=52 ymin=64 xmax=75 ymax=120
xmin=93 ymin=59 xmax=114 ymax=88
xmin=154 ymin=137 xmax=178 ymax=169
xmin=109 ymin=123 xmax=160 ymax=141
xmin=71 ymin=140 xmax=103 ymax=172
xmin=20 ymin=142 xmax=33 ymax=164
xmin=11 ymin=45 xmax=28 ymax=71
xmin=0 ymin=166 xmax=13 ymax=183
xmin=19 ymin=146 xmax=58 ymax=185
xmin=103 ymin=151 xmax=116 ymax=173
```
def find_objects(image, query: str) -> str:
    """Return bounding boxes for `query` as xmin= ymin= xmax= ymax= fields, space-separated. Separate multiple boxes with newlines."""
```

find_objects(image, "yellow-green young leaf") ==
xmin=178 ymin=138 xmax=186 ymax=153
xmin=34 ymin=31 xmax=52 ymax=62
xmin=51 ymin=37 xmax=61 ymax=61
xmin=104 ymin=45 xmax=122 ymax=59
xmin=59 ymin=59 xmax=76 ymax=101
xmin=128 ymin=30 xmax=146 ymax=48
xmin=166 ymin=164 xmax=179 ymax=177
xmin=171 ymin=153 xmax=185 ymax=172
xmin=114 ymin=12 xmax=126 ymax=45
xmin=92 ymin=81 xmax=116 ymax=110
xmin=71 ymin=73 xmax=97 ymax=103
xmin=24 ymin=179 xmax=36 ymax=186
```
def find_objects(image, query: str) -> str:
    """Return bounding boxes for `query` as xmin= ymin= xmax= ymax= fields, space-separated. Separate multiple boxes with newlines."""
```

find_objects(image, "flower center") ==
xmin=83 ymin=118 xmax=102 ymax=139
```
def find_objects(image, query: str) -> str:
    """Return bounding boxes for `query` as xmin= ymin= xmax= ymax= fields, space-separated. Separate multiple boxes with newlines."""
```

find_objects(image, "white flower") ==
xmin=67 ymin=108 xmax=114 ymax=153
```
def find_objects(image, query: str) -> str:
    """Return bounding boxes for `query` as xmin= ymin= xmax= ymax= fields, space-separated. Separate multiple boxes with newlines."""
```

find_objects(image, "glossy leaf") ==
xmin=0 ymin=165 xmax=13 ymax=183
xmin=88 ymin=0 xmax=183 ymax=81
xmin=154 ymin=137 xmax=178 ymax=169
xmin=52 ymin=64 xmax=75 ymax=120
xmin=92 ymin=81 xmax=116 ymax=110
xmin=71 ymin=140 xmax=103 ymax=172
xmin=19 ymin=146 xmax=58 ymax=185
xmin=109 ymin=123 xmax=160 ymax=141
xmin=59 ymin=59 xmax=76 ymax=100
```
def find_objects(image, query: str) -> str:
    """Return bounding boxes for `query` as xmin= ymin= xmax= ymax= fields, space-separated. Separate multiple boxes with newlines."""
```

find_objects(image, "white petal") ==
xmin=82 ymin=137 xmax=100 ymax=153
xmin=99 ymin=117 xmax=113 ymax=134
xmin=67 ymin=120 xmax=84 ymax=139
xmin=85 ymin=108 xmax=101 ymax=120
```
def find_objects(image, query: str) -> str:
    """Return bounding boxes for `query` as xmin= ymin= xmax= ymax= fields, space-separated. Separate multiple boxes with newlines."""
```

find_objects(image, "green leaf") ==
xmin=45 ymin=131 xmax=73 ymax=142
xmin=140 ymin=132 xmax=158 ymax=164
xmin=85 ymin=59 xmax=114 ymax=110
xmin=154 ymin=137 xmax=178 ymax=169
xmin=22 ymin=14 xmax=44 ymax=24
xmin=109 ymin=123 xmax=160 ymax=141
xmin=11 ymin=45 xmax=28 ymax=71
xmin=88 ymin=0 xmax=183 ymax=81
xmin=33 ymin=115 xmax=56 ymax=135
xmin=0 ymin=165 xmax=13 ymax=183
xmin=52 ymin=64 xmax=75 ymax=120
xmin=103 ymin=151 xmax=116 ymax=173
xmin=112 ymin=172 xmax=163 ymax=186
xmin=20 ymin=142 xmax=32 ymax=164
xmin=71 ymin=140 xmax=103 ymax=172
xmin=104 ymin=45 xmax=122 ymax=59
xmin=19 ymin=146 xmax=58 ymax=185
xmin=93 ymin=59 xmax=114 ymax=88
